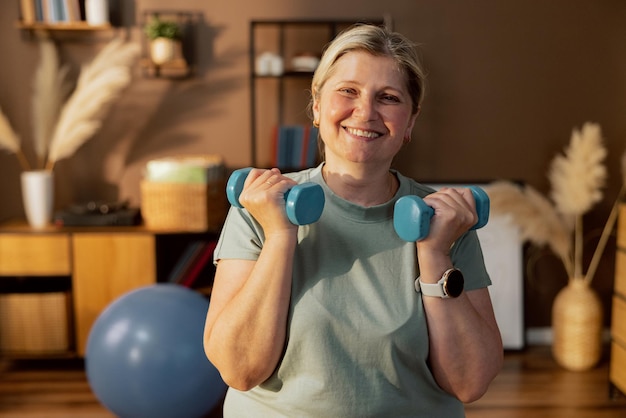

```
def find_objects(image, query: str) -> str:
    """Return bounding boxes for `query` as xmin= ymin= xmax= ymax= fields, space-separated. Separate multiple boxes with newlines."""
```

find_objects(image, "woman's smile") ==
xmin=343 ymin=126 xmax=383 ymax=140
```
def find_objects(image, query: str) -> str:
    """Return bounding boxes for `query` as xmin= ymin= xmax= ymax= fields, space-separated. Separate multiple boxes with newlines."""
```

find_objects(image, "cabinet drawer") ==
xmin=610 ymin=341 xmax=626 ymax=395
xmin=616 ymin=250 xmax=626 ymax=297
xmin=0 ymin=292 xmax=70 ymax=354
xmin=0 ymin=234 xmax=71 ymax=275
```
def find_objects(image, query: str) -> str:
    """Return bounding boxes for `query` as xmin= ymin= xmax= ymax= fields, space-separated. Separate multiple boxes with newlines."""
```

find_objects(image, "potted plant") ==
xmin=486 ymin=122 xmax=619 ymax=371
xmin=144 ymin=17 xmax=183 ymax=65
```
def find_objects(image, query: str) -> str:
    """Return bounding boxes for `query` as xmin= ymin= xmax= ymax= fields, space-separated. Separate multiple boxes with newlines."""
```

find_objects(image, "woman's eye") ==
xmin=339 ymin=87 xmax=356 ymax=95
xmin=381 ymin=94 xmax=400 ymax=103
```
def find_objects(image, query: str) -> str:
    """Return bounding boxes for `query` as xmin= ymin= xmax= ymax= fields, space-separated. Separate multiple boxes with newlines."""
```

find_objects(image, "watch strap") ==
xmin=415 ymin=268 xmax=463 ymax=299
xmin=415 ymin=276 xmax=447 ymax=298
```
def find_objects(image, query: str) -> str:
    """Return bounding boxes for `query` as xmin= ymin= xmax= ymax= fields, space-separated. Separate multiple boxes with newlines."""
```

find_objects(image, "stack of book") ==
xmin=167 ymin=240 xmax=217 ymax=289
xmin=272 ymin=125 xmax=319 ymax=170
xmin=19 ymin=0 xmax=105 ymax=25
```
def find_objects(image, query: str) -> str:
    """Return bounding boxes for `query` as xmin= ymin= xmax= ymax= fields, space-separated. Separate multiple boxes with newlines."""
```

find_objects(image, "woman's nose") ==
xmin=353 ymin=96 xmax=378 ymax=121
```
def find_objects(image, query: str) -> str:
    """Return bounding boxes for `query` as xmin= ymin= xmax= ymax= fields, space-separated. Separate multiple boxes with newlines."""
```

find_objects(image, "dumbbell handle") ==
xmin=226 ymin=167 xmax=325 ymax=225
xmin=393 ymin=186 xmax=490 ymax=242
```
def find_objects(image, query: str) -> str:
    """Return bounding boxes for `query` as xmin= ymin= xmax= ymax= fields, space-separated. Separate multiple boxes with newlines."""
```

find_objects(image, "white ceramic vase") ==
xmin=21 ymin=170 xmax=54 ymax=229
xmin=85 ymin=0 xmax=109 ymax=26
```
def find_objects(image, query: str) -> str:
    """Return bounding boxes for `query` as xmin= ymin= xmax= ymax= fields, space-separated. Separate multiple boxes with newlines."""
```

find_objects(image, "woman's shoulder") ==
xmin=285 ymin=164 xmax=323 ymax=184
xmin=394 ymin=170 xmax=436 ymax=198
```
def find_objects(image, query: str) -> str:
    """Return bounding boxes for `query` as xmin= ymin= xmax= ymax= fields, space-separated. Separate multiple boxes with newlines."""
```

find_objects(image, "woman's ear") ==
xmin=404 ymin=106 xmax=420 ymax=139
xmin=312 ymin=91 xmax=320 ymax=125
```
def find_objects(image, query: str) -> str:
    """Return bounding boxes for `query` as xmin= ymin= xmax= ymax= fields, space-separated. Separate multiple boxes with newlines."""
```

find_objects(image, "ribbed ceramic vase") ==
xmin=552 ymin=279 xmax=603 ymax=371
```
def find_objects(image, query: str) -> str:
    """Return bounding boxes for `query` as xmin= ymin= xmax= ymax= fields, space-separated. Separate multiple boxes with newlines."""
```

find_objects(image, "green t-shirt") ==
xmin=214 ymin=164 xmax=490 ymax=417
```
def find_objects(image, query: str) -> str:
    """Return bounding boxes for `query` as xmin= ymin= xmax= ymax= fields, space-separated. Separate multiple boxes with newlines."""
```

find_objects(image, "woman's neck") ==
xmin=321 ymin=162 xmax=397 ymax=207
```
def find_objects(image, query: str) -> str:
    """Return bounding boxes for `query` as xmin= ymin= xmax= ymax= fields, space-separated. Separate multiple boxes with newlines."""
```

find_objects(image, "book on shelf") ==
xmin=167 ymin=241 xmax=205 ymax=284
xmin=63 ymin=0 xmax=81 ymax=22
xmin=167 ymin=240 xmax=218 ymax=289
xmin=26 ymin=0 xmax=83 ymax=24
xmin=272 ymin=124 xmax=319 ymax=170
xmin=179 ymin=240 xmax=217 ymax=288
xmin=19 ymin=0 xmax=36 ymax=23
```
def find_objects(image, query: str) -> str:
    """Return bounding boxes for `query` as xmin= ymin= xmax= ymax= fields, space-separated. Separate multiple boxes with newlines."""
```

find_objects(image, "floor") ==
xmin=465 ymin=346 xmax=626 ymax=418
xmin=0 ymin=345 xmax=625 ymax=417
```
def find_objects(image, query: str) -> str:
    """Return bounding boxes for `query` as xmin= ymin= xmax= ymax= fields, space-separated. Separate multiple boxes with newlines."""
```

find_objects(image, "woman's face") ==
xmin=313 ymin=50 xmax=418 ymax=167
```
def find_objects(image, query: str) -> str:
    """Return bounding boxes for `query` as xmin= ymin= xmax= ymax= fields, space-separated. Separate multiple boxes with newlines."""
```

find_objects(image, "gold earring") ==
xmin=313 ymin=120 xmax=319 ymax=128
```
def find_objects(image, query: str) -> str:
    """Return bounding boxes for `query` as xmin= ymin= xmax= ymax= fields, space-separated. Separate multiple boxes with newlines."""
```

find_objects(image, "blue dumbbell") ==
xmin=226 ymin=167 xmax=325 ymax=225
xmin=393 ymin=186 xmax=490 ymax=242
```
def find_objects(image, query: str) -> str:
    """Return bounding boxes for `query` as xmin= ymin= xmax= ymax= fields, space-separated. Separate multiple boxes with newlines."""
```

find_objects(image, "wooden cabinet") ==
xmin=72 ymin=233 xmax=156 ymax=356
xmin=611 ymin=204 xmax=626 ymax=396
xmin=0 ymin=221 xmax=214 ymax=357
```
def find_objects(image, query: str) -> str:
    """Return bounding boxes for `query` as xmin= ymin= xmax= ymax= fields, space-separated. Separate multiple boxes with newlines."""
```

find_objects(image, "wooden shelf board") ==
xmin=16 ymin=21 xmax=112 ymax=31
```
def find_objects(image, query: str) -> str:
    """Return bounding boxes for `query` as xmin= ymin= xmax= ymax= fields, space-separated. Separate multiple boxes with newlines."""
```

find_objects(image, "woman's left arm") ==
xmin=416 ymin=187 xmax=503 ymax=403
xmin=422 ymin=285 xmax=503 ymax=403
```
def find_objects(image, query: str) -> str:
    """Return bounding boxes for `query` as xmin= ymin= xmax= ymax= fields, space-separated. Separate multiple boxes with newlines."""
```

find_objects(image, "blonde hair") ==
xmin=310 ymin=24 xmax=426 ymax=116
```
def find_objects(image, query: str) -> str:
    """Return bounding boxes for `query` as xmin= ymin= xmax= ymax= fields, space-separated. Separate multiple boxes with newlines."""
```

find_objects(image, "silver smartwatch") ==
xmin=415 ymin=268 xmax=465 ymax=298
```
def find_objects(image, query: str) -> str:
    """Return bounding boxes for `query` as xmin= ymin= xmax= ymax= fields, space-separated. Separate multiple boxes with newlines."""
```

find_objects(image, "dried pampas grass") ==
xmin=0 ymin=36 xmax=139 ymax=172
xmin=549 ymin=123 xmax=607 ymax=216
xmin=487 ymin=122 xmax=609 ymax=284
xmin=0 ymin=108 xmax=21 ymax=154
xmin=486 ymin=181 xmax=572 ymax=276
xmin=32 ymin=38 xmax=71 ymax=168
xmin=46 ymin=38 xmax=140 ymax=170
xmin=0 ymin=107 xmax=30 ymax=170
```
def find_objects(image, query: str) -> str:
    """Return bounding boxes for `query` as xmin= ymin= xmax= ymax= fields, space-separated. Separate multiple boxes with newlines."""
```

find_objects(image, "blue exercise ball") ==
xmin=86 ymin=284 xmax=227 ymax=418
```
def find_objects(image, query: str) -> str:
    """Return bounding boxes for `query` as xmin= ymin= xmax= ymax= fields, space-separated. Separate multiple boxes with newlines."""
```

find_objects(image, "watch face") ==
xmin=444 ymin=269 xmax=465 ymax=298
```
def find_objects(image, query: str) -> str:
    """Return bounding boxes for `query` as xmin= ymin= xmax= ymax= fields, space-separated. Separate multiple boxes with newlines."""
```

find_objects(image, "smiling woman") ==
xmin=203 ymin=24 xmax=503 ymax=417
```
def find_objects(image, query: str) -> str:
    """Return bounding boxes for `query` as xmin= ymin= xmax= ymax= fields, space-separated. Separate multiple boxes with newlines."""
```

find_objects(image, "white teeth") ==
xmin=346 ymin=127 xmax=381 ymax=138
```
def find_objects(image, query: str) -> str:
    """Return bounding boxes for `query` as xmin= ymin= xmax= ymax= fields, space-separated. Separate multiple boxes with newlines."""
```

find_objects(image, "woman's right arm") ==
xmin=203 ymin=168 xmax=298 ymax=391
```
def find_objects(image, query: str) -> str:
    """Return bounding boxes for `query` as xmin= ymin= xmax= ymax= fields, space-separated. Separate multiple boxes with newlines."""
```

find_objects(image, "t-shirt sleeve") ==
xmin=213 ymin=206 xmax=265 ymax=264
xmin=450 ymin=230 xmax=491 ymax=291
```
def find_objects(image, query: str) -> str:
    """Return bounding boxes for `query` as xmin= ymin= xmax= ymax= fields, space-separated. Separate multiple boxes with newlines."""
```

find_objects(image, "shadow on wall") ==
xmin=53 ymin=19 xmax=244 ymax=208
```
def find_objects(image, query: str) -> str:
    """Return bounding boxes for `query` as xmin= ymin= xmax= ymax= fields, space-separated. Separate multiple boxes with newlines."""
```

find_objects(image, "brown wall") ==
xmin=2 ymin=1 xmax=626 ymax=330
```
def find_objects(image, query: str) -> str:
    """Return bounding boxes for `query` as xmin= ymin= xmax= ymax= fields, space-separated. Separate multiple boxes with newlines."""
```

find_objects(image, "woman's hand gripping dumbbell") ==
xmin=226 ymin=167 xmax=325 ymax=225
xmin=393 ymin=186 xmax=490 ymax=242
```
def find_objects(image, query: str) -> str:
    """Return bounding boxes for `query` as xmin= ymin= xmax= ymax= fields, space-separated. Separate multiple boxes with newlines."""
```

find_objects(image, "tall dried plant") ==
xmin=548 ymin=123 xmax=607 ymax=280
xmin=46 ymin=38 xmax=140 ymax=170
xmin=0 ymin=36 xmax=139 ymax=172
xmin=0 ymin=107 xmax=30 ymax=170
xmin=32 ymin=37 xmax=72 ymax=168
xmin=486 ymin=122 xmax=610 ymax=285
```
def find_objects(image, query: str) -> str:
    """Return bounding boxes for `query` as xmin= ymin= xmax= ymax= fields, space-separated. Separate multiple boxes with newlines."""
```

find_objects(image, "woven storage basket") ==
xmin=552 ymin=280 xmax=603 ymax=371
xmin=141 ymin=179 xmax=227 ymax=232
xmin=0 ymin=292 xmax=70 ymax=354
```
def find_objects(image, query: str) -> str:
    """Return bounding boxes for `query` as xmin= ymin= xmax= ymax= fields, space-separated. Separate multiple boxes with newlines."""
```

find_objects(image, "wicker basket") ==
xmin=140 ymin=179 xmax=228 ymax=232
xmin=0 ymin=292 xmax=70 ymax=354
xmin=552 ymin=279 xmax=603 ymax=371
